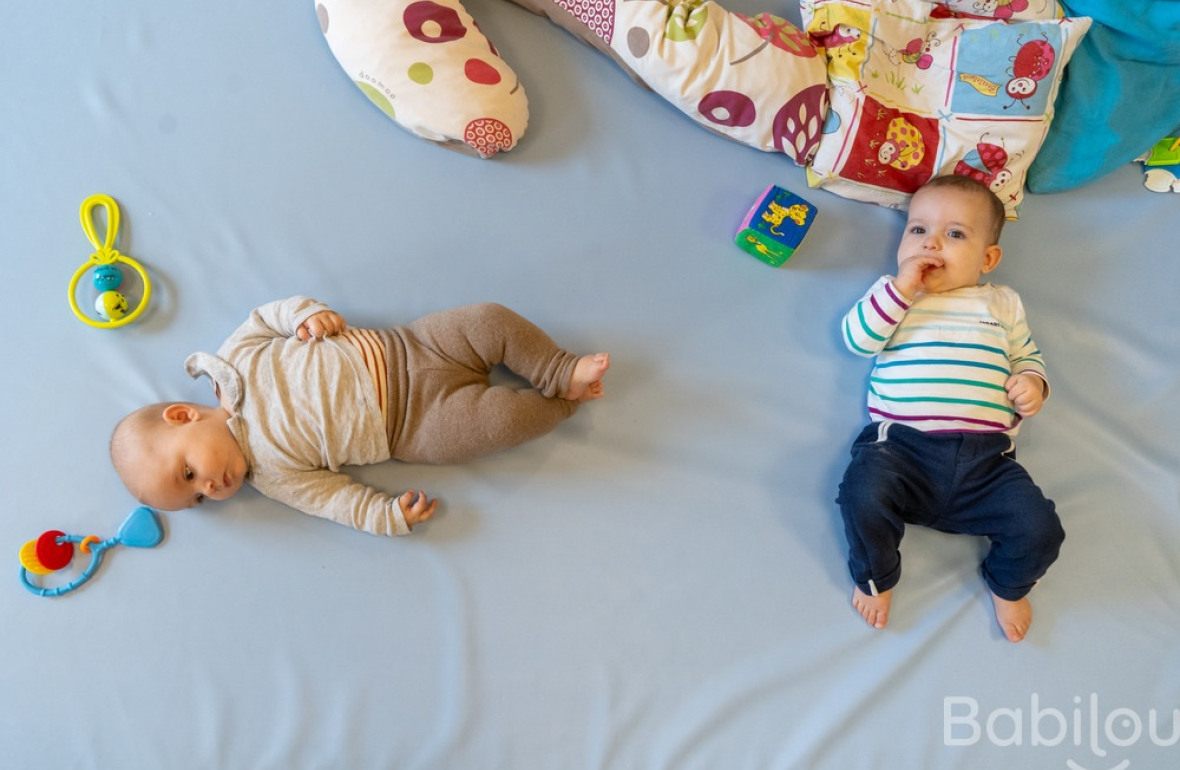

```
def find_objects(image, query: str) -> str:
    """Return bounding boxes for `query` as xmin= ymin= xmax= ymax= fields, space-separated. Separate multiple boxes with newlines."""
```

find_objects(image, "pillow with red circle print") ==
xmin=316 ymin=0 xmax=527 ymax=158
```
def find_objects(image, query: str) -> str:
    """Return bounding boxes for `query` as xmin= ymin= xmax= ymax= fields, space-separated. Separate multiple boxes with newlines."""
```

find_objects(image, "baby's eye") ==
xmin=948 ymin=229 xmax=966 ymax=239
xmin=183 ymin=465 xmax=194 ymax=481
xmin=908 ymin=225 xmax=926 ymax=235
xmin=194 ymin=494 xmax=205 ymax=506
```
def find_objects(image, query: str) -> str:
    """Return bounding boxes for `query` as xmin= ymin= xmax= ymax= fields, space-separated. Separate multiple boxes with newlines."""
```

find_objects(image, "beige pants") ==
xmin=370 ymin=303 xmax=579 ymax=464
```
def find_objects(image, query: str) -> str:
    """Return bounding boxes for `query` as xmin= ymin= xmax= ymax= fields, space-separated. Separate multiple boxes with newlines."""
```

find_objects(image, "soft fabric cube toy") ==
xmin=734 ymin=184 xmax=816 ymax=267
xmin=802 ymin=0 xmax=1090 ymax=218
xmin=315 ymin=0 xmax=830 ymax=162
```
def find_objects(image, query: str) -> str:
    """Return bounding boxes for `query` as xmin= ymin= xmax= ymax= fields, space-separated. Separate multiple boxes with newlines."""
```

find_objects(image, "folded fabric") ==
xmin=1026 ymin=0 xmax=1180 ymax=192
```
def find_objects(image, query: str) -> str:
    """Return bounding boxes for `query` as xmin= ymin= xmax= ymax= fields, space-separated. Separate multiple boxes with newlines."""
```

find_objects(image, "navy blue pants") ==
xmin=837 ymin=423 xmax=1064 ymax=601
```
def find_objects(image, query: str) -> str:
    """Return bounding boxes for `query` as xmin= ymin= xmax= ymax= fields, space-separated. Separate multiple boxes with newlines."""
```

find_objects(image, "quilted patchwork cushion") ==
xmin=803 ymin=0 xmax=1089 ymax=218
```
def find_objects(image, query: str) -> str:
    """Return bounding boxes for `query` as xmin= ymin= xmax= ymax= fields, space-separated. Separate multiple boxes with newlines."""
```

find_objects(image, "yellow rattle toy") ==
xmin=67 ymin=193 xmax=152 ymax=329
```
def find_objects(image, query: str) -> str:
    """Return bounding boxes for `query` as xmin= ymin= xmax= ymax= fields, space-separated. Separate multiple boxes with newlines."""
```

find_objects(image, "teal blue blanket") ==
xmin=1027 ymin=0 xmax=1180 ymax=192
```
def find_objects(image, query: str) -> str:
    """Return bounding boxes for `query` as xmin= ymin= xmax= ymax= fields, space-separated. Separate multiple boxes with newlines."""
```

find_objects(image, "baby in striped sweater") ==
xmin=837 ymin=175 xmax=1063 ymax=643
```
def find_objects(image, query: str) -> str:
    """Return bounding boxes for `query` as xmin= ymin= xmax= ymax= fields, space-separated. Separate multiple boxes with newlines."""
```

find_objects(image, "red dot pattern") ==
xmin=404 ymin=1 xmax=467 ymax=44
xmin=465 ymin=58 xmax=502 ymax=85
xmin=465 ymin=117 xmax=514 ymax=158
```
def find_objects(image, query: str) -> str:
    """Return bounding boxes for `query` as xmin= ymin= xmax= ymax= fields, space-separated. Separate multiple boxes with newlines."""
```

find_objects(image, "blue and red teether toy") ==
xmin=18 ymin=506 xmax=163 ymax=597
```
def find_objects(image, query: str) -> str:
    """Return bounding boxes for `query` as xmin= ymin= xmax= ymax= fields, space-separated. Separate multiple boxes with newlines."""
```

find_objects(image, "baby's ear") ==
xmin=982 ymin=244 xmax=1003 ymax=274
xmin=161 ymin=403 xmax=199 ymax=425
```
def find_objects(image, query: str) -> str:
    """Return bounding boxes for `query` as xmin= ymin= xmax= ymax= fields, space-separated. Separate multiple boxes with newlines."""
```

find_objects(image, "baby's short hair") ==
xmin=916 ymin=174 xmax=1006 ymax=245
xmin=110 ymin=402 xmax=175 ymax=501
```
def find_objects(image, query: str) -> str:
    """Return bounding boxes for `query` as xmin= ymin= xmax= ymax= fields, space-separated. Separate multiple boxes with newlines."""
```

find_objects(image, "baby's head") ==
xmin=900 ymin=174 xmax=1006 ymax=292
xmin=914 ymin=174 xmax=1006 ymax=243
xmin=111 ymin=402 xmax=248 ymax=511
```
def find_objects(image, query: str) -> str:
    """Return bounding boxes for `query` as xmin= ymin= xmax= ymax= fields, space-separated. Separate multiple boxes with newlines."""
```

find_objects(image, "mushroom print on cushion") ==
xmin=599 ymin=0 xmax=830 ymax=163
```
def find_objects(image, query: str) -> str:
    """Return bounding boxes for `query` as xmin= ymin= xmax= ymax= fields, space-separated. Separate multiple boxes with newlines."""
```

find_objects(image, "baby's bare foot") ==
xmin=991 ymin=593 xmax=1031 ymax=642
xmin=852 ymin=586 xmax=892 ymax=629
xmin=563 ymin=353 xmax=610 ymax=401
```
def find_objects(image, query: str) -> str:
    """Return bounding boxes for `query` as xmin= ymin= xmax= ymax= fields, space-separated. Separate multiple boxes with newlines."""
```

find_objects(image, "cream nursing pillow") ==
xmin=316 ymin=0 xmax=527 ymax=157
xmin=315 ymin=0 xmax=829 ymax=163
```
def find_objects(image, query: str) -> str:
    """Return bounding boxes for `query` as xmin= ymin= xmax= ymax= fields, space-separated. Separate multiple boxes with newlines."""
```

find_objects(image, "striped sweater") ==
xmin=842 ymin=278 xmax=1047 ymax=435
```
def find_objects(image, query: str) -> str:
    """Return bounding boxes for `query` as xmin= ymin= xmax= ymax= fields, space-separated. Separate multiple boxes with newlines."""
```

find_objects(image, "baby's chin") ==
xmin=925 ymin=275 xmax=982 ymax=294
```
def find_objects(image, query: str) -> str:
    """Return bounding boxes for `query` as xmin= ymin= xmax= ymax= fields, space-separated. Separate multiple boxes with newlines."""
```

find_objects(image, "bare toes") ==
xmin=852 ymin=587 xmax=890 ymax=630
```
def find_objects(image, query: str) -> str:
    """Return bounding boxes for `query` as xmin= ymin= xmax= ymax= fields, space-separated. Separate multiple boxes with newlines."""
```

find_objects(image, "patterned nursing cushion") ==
xmin=313 ymin=0 xmax=1096 ymax=217
xmin=316 ymin=0 xmax=528 ymax=158
xmin=314 ymin=0 xmax=829 ymax=163
xmin=602 ymin=1 xmax=829 ymax=163
xmin=803 ymin=0 xmax=1090 ymax=218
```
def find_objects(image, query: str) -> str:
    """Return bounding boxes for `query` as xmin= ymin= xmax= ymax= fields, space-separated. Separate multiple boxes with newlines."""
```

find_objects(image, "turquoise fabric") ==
xmin=1027 ymin=0 xmax=1180 ymax=192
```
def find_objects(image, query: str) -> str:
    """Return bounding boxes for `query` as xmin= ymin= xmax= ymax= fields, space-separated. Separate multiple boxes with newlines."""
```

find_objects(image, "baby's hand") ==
xmin=1005 ymin=373 xmax=1046 ymax=418
xmin=296 ymin=310 xmax=347 ymax=341
xmin=398 ymin=489 xmax=438 ymax=529
xmin=894 ymin=255 xmax=944 ymax=299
